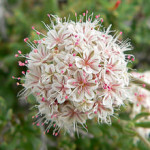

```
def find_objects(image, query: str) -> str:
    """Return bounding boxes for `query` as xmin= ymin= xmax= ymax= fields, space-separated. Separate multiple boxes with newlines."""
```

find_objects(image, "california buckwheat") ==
xmin=14 ymin=12 xmax=133 ymax=135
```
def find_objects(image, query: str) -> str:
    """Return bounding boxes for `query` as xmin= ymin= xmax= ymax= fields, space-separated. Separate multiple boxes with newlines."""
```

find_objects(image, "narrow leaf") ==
xmin=133 ymin=112 xmax=150 ymax=121
xmin=135 ymin=122 xmax=150 ymax=128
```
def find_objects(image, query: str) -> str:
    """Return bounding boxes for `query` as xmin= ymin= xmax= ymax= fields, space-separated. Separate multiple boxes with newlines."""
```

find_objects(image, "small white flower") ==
xmin=60 ymin=104 xmax=87 ymax=125
xmin=44 ymin=26 xmax=70 ymax=49
xmin=55 ymin=53 xmax=77 ymax=75
xmin=28 ymin=44 xmax=53 ymax=66
xmin=88 ymin=98 xmax=113 ymax=124
xmin=52 ymin=75 xmax=71 ymax=104
xmin=75 ymin=48 xmax=101 ymax=74
xmin=67 ymin=70 xmax=98 ymax=102
xmin=74 ymin=99 xmax=94 ymax=112
xmin=41 ymin=64 xmax=55 ymax=84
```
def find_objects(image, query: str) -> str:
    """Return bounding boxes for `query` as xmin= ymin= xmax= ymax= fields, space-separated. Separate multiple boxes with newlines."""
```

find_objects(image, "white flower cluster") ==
xmin=130 ymin=72 xmax=150 ymax=140
xmin=19 ymin=13 xmax=132 ymax=135
xmin=131 ymin=72 xmax=150 ymax=113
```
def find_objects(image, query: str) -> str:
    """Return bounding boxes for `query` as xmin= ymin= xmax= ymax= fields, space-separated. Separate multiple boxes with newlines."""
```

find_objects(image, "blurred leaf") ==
xmin=6 ymin=109 xmax=13 ymax=121
xmin=0 ymin=96 xmax=7 ymax=114
xmin=123 ymin=127 xmax=136 ymax=136
xmin=135 ymin=122 xmax=150 ymax=128
xmin=133 ymin=112 xmax=150 ymax=121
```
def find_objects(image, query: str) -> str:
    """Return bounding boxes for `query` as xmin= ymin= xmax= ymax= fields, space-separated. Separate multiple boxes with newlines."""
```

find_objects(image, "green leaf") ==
xmin=6 ymin=109 xmax=13 ymax=121
xmin=0 ymin=96 xmax=7 ymax=114
xmin=133 ymin=112 xmax=150 ymax=121
xmin=134 ymin=122 xmax=150 ymax=128
xmin=123 ymin=127 xmax=136 ymax=136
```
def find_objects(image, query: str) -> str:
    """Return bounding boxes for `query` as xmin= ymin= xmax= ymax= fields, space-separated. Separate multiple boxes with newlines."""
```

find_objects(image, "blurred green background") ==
xmin=0 ymin=0 xmax=150 ymax=150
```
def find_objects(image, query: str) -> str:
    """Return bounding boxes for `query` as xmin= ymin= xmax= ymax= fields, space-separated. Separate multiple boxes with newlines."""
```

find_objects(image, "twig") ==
xmin=133 ymin=128 xmax=150 ymax=149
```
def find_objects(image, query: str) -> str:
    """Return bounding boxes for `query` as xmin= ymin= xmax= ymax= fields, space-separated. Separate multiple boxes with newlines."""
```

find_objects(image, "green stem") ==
xmin=119 ymin=119 xmax=150 ymax=148
xmin=133 ymin=128 xmax=150 ymax=149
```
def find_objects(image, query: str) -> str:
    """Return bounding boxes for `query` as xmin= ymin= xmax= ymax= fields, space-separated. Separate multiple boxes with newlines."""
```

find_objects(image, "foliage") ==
xmin=0 ymin=0 xmax=150 ymax=149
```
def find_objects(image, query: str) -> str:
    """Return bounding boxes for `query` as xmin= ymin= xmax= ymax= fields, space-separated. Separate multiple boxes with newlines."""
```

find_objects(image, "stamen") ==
xmin=15 ymin=54 xmax=19 ymax=57
xmin=18 ymin=50 xmax=22 ymax=54
xmin=22 ymin=71 xmax=25 ymax=75
xmin=69 ymin=63 xmax=73 ymax=67
xmin=34 ymin=49 xmax=38 ymax=53
xmin=131 ymin=58 xmax=134 ymax=61
xmin=142 ymin=84 xmax=146 ymax=88
xmin=24 ymin=38 xmax=29 ymax=42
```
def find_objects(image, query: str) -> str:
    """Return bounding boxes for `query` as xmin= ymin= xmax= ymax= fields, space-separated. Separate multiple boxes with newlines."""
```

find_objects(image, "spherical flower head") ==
xmin=16 ymin=12 xmax=133 ymax=135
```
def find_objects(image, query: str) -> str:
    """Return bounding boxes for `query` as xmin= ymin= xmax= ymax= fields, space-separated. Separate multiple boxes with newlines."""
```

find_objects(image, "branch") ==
xmin=119 ymin=118 xmax=150 ymax=148
xmin=133 ymin=128 xmax=150 ymax=149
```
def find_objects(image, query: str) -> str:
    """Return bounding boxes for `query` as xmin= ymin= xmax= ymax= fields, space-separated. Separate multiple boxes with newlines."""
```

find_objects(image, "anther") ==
xmin=127 ymin=55 xmax=131 ymax=59
xmin=18 ymin=50 xmax=22 ymax=54
xmin=36 ymin=31 xmax=40 ymax=35
xmin=142 ymin=84 xmax=146 ymax=88
xmin=15 ymin=54 xmax=19 ymax=57
xmin=34 ymin=40 xmax=38 ymax=44
xmin=24 ymin=38 xmax=28 ymax=42
xmin=34 ymin=49 xmax=38 ymax=53
xmin=94 ymin=111 xmax=97 ymax=114
xmin=69 ymin=63 xmax=73 ymax=67
xmin=42 ymin=97 xmax=45 ymax=102
xmin=65 ymin=96 xmax=68 ymax=99
xmin=131 ymin=58 xmax=134 ymax=61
